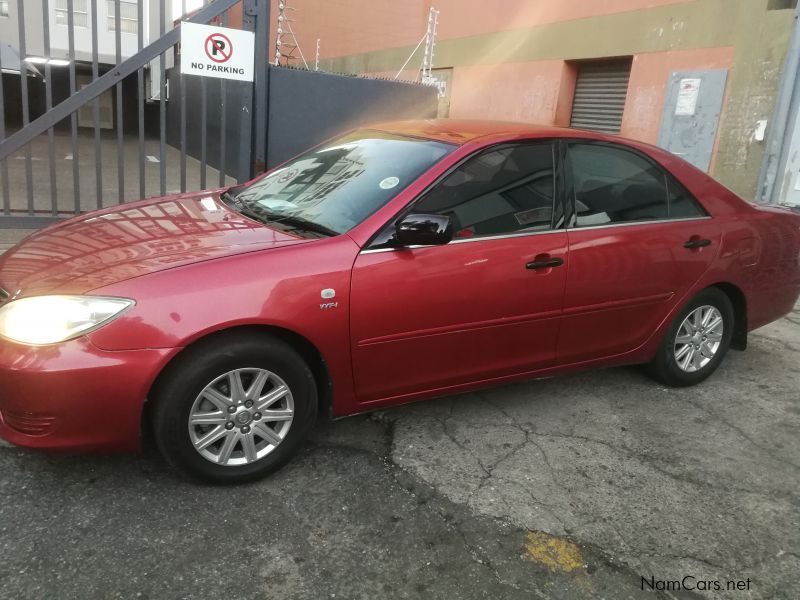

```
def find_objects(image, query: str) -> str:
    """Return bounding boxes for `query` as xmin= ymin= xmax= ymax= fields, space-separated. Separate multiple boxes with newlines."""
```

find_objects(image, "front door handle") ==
xmin=526 ymin=256 xmax=564 ymax=270
xmin=683 ymin=238 xmax=712 ymax=249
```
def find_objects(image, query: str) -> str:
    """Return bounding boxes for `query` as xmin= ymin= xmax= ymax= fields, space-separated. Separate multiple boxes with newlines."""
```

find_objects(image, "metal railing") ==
xmin=0 ymin=0 xmax=268 ymax=228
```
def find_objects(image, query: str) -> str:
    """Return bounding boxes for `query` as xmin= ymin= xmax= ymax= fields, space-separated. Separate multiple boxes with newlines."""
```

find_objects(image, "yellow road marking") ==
xmin=524 ymin=531 xmax=585 ymax=573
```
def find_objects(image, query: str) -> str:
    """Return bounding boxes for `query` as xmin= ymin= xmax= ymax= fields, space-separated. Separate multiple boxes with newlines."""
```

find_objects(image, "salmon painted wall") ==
xmin=432 ymin=0 xmax=694 ymax=43
xmin=231 ymin=0 xmax=696 ymax=63
xmin=447 ymin=61 xmax=567 ymax=124
xmin=259 ymin=0 xmax=428 ymax=65
xmin=441 ymin=47 xmax=733 ymax=141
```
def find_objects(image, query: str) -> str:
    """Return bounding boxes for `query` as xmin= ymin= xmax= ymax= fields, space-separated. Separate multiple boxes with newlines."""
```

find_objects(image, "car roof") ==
xmin=368 ymin=118 xmax=619 ymax=145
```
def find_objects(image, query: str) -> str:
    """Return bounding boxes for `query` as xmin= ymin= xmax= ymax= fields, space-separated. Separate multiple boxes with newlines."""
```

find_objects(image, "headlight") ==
xmin=0 ymin=295 xmax=134 ymax=345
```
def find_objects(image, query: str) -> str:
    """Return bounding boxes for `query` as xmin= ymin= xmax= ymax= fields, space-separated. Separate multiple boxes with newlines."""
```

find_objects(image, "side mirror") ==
xmin=395 ymin=213 xmax=453 ymax=247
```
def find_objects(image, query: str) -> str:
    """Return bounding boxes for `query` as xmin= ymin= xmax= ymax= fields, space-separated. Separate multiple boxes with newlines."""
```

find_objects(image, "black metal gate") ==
xmin=0 ymin=0 xmax=269 ymax=228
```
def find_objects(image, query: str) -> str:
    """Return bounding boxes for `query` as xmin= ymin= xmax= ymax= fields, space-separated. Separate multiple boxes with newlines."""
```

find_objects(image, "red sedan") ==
xmin=1 ymin=120 xmax=798 ymax=483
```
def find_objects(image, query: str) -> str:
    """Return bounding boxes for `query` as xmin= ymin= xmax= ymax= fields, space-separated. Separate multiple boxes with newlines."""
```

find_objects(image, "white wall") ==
xmin=50 ymin=1 xmax=144 ymax=63
xmin=0 ymin=0 xmax=178 ymax=65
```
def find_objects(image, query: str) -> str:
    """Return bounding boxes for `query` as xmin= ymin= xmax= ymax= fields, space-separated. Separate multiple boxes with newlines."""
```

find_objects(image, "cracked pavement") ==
xmin=0 ymin=304 xmax=798 ymax=599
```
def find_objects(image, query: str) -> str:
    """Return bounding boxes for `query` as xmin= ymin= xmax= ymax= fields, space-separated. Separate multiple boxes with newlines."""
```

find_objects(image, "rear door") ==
xmin=350 ymin=141 xmax=569 ymax=402
xmin=557 ymin=141 xmax=720 ymax=364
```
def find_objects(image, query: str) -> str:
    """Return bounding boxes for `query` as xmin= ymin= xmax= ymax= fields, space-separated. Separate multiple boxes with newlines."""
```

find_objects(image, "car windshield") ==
xmin=229 ymin=130 xmax=455 ymax=235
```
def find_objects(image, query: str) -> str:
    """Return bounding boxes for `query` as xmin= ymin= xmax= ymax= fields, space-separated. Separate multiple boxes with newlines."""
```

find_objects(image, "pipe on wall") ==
xmin=756 ymin=4 xmax=800 ymax=204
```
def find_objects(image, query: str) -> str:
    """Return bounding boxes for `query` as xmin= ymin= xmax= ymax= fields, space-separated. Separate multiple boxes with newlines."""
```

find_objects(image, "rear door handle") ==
xmin=683 ymin=238 xmax=712 ymax=249
xmin=526 ymin=257 xmax=564 ymax=270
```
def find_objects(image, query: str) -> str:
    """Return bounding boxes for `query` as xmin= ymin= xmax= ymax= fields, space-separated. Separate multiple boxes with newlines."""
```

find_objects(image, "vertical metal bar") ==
xmin=193 ymin=0 xmax=210 ymax=189
xmin=218 ymin=9 xmax=228 ymax=186
xmin=42 ymin=0 xmax=58 ymax=215
xmin=202 ymin=0 xmax=209 ymax=188
xmin=253 ymin=0 xmax=269 ymax=173
xmin=199 ymin=0 xmax=207 ymax=189
xmin=91 ymin=0 xmax=103 ymax=209
xmin=179 ymin=0 xmax=187 ymax=192
xmin=0 ymin=47 xmax=9 ymax=215
xmin=237 ymin=0 xmax=257 ymax=182
xmin=200 ymin=77 xmax=207 ymax=189
xmin=137 ymin=0 xmax=145 ymax=199
xmin=179 ymin=81 xmax=186 ymax=192
xmin=217 ymin=85 xmax=227 ymax=183
xmin=178 ymin=83 xmax=187 ymax=191
xmin=159 ymin=0 xmax=166 ymax=196
xmin=17 ymin=0 xmax=34 ymax=214
xmin=115 ymin=0 xmax=124 ymax=203
xmin=68 ymin=0 xmax=80 ymax=214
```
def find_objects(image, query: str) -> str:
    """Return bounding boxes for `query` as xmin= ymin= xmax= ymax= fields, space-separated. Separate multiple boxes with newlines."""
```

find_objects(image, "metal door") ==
xmin=570 ymin=59 xmax=632 ymax=134
xmin=657 ymin=69 xmax=728 ymax=172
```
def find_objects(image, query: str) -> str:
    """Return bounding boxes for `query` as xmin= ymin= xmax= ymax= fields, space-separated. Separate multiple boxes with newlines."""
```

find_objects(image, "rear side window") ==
xmin=667 ymin=175 xmax=706 ymax=218
xmin=568 ymin=143 xmax=704 ymax=227
xmin=413 ymin=142 xmax=556 ymax=238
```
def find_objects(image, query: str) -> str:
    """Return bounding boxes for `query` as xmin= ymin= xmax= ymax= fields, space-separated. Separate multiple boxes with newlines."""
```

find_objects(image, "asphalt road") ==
xmin=0 ymin=305 xmax=798 ymax=599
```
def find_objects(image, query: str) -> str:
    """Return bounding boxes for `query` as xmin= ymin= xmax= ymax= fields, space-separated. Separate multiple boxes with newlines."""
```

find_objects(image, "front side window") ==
xmin=230 ymin=131 xmax=454 ymax=236
xmin=410 ymin=142 xmax=556 ymax=239
xmin=55 ymin=0 xmax=88 ymax=27
xmin=568 ymin=143 xmax=704 ymax=226
xmin=369 ymin=141 xmax=557 ymax=248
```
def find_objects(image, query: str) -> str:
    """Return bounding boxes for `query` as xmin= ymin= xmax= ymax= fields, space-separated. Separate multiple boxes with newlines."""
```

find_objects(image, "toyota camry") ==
xmin=0 ymin=120 xmax=798 ymax=483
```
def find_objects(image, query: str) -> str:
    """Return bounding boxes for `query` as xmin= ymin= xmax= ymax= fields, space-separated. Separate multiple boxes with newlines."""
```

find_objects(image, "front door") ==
xmin=350 ymin=141 xmax=569 ymax=402
xmin=557 ymin=141 xmax=720 ymax=364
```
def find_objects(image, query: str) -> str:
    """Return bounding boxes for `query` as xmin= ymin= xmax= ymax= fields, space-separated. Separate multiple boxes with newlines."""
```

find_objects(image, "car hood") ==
xmin=0 ymin=190 xmax=310 ymax=296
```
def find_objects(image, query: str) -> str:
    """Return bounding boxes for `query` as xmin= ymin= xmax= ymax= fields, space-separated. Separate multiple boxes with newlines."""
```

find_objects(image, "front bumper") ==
xmin=0 ymin=336 xmax=175 ymax=452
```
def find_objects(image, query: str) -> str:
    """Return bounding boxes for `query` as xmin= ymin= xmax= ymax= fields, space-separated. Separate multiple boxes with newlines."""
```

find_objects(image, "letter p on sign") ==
xmin=205 ymin=33 xmax=232 ymax=63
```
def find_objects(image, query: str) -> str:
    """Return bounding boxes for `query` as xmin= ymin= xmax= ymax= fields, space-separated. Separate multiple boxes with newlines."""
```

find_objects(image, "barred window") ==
xmin=55 ymin=0 xmax=89 ymax=28
xmin=107 ymin=0 xmax=138 ymax=34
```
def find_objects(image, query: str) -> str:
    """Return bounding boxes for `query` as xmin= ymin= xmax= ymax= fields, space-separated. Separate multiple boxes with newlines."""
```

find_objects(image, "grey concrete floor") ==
xmin=0 ymin=228 xmax=34 ymax=253
xmin=0 ymin=130 xmax=235 ymax=249
xmin=1 ymin=131 xmax=235 ymax=215
xmin=0 ymin=230 xmax=798 ymax=597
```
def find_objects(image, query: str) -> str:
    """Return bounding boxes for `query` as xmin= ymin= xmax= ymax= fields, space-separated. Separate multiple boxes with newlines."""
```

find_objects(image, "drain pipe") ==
xmin=757 ymin=4 xmax=800 ymax=204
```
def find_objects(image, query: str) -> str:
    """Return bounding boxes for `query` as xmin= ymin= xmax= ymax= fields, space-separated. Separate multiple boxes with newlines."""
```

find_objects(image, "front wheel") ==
xmin=151 ymin=333 xmax=318 ymax=484
xmin=647 ymin=288 xmax=734 ymax=387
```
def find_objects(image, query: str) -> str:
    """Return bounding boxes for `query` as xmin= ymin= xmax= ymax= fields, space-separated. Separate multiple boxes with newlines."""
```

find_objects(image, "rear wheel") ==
xmin=647 ymin=288 xmax=734 ymax=387
xmin=151 ymin=333 xmax=318 ymax=484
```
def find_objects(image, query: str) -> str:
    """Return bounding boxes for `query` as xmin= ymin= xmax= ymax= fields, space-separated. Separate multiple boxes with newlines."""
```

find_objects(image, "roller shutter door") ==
xmin=570 ymin=59 xmax=632 ymax=134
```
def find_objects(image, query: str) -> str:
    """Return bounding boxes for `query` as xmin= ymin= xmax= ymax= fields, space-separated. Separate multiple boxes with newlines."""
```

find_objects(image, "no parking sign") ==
xmin=181 ymin=22 xmax=255 ymax=82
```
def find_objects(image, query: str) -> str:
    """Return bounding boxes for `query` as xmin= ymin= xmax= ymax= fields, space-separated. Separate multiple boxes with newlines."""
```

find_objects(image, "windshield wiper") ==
xmin=267 ymin=214 xmax=339 ymax=237
xmin=220 ymin=190 xmax=338 ymax=237
xmin=219 ymin=189 xmax=242 ymax=207
xmin=220 ymin=191 xmax=272 ymax=225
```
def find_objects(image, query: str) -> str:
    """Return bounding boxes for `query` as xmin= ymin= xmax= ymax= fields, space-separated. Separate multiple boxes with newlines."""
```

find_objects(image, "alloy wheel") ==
xmin=673 ymin=305 xmax=724 ymax=373
xmin=188 ymin=368 xmax=295 ymax=466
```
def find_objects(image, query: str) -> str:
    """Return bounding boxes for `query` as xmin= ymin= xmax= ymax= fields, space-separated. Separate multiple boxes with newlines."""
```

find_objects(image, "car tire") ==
xmin=151 ymin=332 xmax=318 ymax=484
xmin=646 ymin=287 xmax=734 ymax=387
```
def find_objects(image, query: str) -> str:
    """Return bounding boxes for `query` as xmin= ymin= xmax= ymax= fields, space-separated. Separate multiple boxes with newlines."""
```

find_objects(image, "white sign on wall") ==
xmin=181 ymin=22 xmax=255 ymax=82
xmin=675 ymin=78 xmax=702 ymax=116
